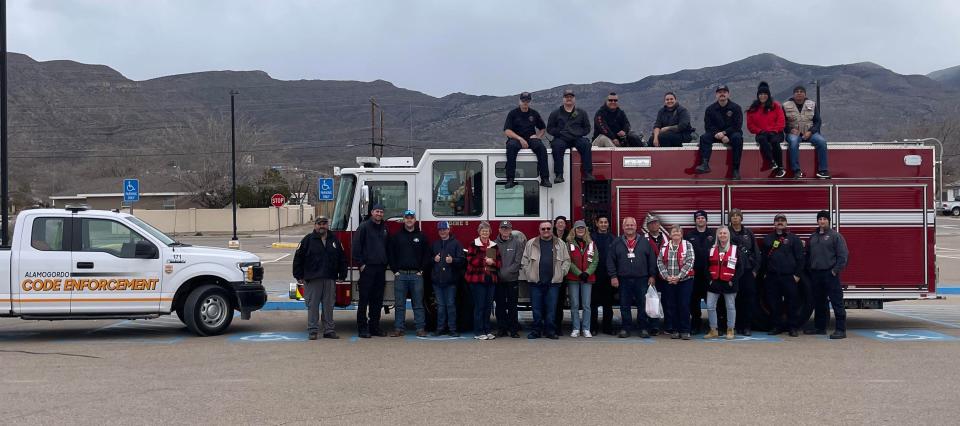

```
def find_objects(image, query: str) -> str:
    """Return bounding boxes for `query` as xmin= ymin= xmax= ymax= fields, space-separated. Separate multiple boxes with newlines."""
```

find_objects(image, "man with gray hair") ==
xmin=522 ymin=220 xmax=571 ymax=339
xmin=293 ymin=216 xmax=347 ymax=340
xmin=607 ymin=216 xmax=658 ymax=338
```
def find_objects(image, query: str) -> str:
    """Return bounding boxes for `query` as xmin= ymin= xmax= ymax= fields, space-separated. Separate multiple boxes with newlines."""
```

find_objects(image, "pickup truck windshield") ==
xmin=127 ymin=216 xmax=176 ymax=246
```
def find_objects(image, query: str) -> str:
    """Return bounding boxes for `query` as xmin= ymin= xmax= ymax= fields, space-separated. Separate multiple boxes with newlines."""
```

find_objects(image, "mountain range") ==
xmin=5 ymin=52 xmax=960 ymax=200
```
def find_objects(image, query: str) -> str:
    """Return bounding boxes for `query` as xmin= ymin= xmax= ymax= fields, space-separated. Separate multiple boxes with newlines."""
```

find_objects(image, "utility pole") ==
xmin=229 ymin=90 xmax=239 ymax=247
xmin=370 ymin=98 xmax=384 ymax=158
xmin=1 ymin=0 xmax=9 ymax=246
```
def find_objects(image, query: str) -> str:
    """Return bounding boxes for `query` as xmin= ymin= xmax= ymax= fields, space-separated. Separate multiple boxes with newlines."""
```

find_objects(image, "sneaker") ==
xmin=323 ymin=332 xmax=340 ymax=339
xmin=570 ymin=330 xmax=580 ymax=338
xmin=510 ymin=331 xmax=521 ymax=338
xmin=671 ymin=332 xmax=681 ymax=339
xmin=726 ymin=329 xmax=735 ymax=340
xmin=803 ymin=329 xmax=826 ymax=335
xmin=308 ymin=332 xmax=318 ymax=340
xmin=695 ymin=163 xmax=711 ymax=174
xmin=681 ymin=333 xmax=691 ymax=340
xmin=582 ymin=173 xmax=596 ymax=181
xmin=527 ymin=331 xmax=541 ymax=339
xmin=540 ymin=178 xmax=553 ymax=188
xmin=416 ymin=330 xmax=428 ymax=337
xmin=504 ymin=180 xmax=517 ymax=189
xmin=639 ymin=330 xmax=651 ymax=339
xmin=830 ymin=330 xmax=847 ymax=339
xmin=389 ymin=330 xmax=404 ymax=337
xmin=731 ymin=169 xmax=741 ymax=180
xmin=793 ymin=170 xmax=805 ymax=179
xmin=554 ymin=175 xmax=565 ymax=184
xmin=704 ymin=329 xmax=719 ymax=339
xmin=774 ymin=167 xmax=787 ymax=178
xmin=816 ymin=170 xmax=831 ymax=179
xmin=486 ymin=333 xmax=496 ymax=340
xmin=583 ymin=330 xmax=593 ymax=338
xmin=476 ymin=334 xmax=488 ymax=340
xmin=618 ymin=330 xmax=630 ymax=338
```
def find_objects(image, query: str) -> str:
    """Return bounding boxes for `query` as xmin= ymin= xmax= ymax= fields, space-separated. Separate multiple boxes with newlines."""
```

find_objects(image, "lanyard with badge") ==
xmin=626 ymin=237 xmax=637 ymax=261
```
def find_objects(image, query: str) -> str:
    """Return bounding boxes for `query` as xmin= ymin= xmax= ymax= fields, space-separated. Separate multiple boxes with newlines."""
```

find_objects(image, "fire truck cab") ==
xmin=328 ymin=142 xmax=937 ymax=330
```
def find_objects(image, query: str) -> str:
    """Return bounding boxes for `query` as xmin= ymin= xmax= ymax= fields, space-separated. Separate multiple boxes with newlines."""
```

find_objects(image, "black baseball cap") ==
xmin=315 ymin=216 xmax=329 ymax=224
xmin=519 ymin=92 xmax=532 ymax=101
xmin=562 ymin=89 xmax=575 ymax=97
xmin=715 ymin=84 xmax=730 ymax=93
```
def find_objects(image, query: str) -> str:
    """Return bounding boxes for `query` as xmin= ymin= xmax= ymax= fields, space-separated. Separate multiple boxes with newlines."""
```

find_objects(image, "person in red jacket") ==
xmin=565 ymin=220 xmax=599 ymax=338
xmin=465 ymin=221 xmax=502 ymax=340
xmin=747 ymin=81 xmax=787 ymax=178
xmin=705 ymin=226 xmax=745 ymax=340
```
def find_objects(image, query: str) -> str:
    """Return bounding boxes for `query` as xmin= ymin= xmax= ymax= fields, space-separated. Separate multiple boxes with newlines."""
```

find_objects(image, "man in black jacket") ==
xmin=696 ymin=85 xmax=744 ymax=180
xmin=762 ymin=213 xmax=805 ymax=337
xmin=503 ymin=92 xmax=551 ymax=188
xmin=387 ymin=210 xmax=432 ymax=337
xmin=590 ymin=215 xmax=615 ymax=335
xmin=547 ymin=89 xmax=595 ymax=183
xmin=352 ymin=203 xmax=390 ymax=338
xmin=593 ymin=92 xmax=643 ymax=147
xmin=804 ymin=210 xmax=849 ymax=339
xmin=729 ymin=208 xmax=760 ymax=336
xmin=293 ymin=216 xmax=347 ymax=340
xmin=685 ymin=210 xmax=714 ymax=334
xmin=607 ymin=217 xmax=658 ymax=338
xmin=649 ymin=92 xmax=695 ymax=147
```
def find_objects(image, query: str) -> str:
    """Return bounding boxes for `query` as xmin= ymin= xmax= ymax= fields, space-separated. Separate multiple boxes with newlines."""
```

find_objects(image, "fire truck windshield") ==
xmin=330 ymin=174 xmax=356 ymax=231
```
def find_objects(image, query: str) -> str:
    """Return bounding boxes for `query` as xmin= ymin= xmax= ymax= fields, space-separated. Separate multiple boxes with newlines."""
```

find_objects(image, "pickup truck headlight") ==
xmin=238 ymin=262 xmax=263 ymax=283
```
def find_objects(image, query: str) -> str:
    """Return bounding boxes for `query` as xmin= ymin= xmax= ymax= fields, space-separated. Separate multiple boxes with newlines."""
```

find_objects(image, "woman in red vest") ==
xmin=656 ymin=225 xmax=696 ymax=340
xmin=565 ymin=220 xmax=599 ymax=338
xmin=705 ymin=226 xmax=744 ymax=340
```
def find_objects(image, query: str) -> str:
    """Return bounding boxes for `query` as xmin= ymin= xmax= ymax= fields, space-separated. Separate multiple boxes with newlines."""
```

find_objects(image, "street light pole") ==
xmin=1 ymin=0 xmax=9 ymax=246
xmin=230 ymin=90 xmax=239 ymax=245
xmin=903 ymin=137 xmax=944 ymax=204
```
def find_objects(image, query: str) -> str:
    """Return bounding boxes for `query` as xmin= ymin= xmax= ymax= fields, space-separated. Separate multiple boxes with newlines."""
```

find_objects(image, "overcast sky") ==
xmin=8 ymin=0 xmax=960 ymax=97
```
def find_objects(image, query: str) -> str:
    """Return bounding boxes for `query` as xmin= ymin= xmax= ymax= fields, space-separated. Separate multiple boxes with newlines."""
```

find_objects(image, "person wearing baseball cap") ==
xmin=352 ymin=202 xmax=390 ymax=338
xmin=430 ymin=220 xmax=464 ymax=336
xmin=293 ymin=215 xmax=347 ymax=340
xmin=503 ymin=91 xmax=552 ymax=188
xmin=685 ymin=209 xmax=715 ymax=334
xmin=387 ymin=209 xmax=431 ymax=337
xmin=761 ymin=213 xmax=804 ymax=337
xmin=696 ymin=83 xmax=744 ymax=180
xmin=565 ymin=220 xmax=599 ymax=338
xmin=547 ymin=88 xmax=595 ymax=183
xmin=494 ymin=220 xmax=526 ymax=338
xmin=805 ymin=210 xmax=849 ymax=339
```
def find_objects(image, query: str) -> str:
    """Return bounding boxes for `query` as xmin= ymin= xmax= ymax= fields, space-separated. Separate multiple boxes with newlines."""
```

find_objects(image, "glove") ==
xmin=579 ymin=272 xmax=589 ymax=281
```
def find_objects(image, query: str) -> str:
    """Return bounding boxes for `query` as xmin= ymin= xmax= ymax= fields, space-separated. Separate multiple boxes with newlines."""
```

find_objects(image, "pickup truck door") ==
xmin=15 ymin=216 xmax=74 ymax=314
xmin=70 ymin=218 xmax=163 ymax=313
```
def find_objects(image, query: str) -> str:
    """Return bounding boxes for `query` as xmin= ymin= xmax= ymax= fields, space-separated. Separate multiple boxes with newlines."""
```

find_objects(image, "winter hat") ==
xmin=817 ymin=210 xmax=831 ymax=221
xmin=757 ymin=81 xmax=771 ymax=97
xmin=694 ymin=210 xmax=708 ymax=220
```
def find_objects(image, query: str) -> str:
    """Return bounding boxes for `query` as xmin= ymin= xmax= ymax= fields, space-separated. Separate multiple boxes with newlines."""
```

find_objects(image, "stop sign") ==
xmin=271 ymin=193 xmax=286 ymax=207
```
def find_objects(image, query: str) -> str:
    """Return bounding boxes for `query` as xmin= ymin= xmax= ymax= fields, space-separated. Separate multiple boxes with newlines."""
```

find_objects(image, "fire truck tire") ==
xmin=184 ymin=284 xmax=235 ymax=336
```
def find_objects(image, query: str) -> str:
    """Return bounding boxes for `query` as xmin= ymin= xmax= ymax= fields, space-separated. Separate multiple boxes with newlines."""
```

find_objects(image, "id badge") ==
xmin=727 ymin=258 xmax=737 ymax=269
xmin=627 ymin=252 xmax=636 ymax=259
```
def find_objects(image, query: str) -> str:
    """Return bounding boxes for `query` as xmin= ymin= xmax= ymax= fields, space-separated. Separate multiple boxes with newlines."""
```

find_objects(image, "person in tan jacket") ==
xmin=521 ymin=221 xmax=571 ymax=339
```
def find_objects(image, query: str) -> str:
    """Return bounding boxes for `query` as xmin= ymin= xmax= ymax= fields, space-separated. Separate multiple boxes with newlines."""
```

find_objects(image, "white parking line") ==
xmin=263 ymin=254 xmax=290 ymax=263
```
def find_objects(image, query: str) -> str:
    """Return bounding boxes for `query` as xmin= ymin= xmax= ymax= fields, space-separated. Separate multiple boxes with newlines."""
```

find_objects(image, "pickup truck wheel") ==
xmin=175 ymin=305 xmax=186 ymax=324
xmin=952 ymin=207 xmax=960 ymax=217
xmin=184 ymin=284 xmax=234 ymax=336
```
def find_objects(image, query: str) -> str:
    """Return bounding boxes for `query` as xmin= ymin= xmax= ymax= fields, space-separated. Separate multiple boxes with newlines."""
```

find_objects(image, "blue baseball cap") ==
xmin=403 ymin=209 xmax=416 ymax=217
xmin=437 ymin=221 xmax=450 ymax=230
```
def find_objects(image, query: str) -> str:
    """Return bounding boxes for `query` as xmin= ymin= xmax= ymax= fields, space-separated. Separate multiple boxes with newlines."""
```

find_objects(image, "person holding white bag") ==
xmin=704 ymin=226 xmax=744 ymax=340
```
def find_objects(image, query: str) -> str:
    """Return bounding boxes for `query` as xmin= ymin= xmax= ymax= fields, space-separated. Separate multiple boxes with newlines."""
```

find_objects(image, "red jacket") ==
xmin=465 ymin=238 xmax=501 ymax=284
xmin=746 ymin=101 xmax=785 ymax=134
xmin=565 ymin=240 xmax=598 ymax=283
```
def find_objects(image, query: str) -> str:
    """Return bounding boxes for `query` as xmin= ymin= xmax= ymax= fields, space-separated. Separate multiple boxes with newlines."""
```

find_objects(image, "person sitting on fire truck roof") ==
xmin=503 ymin=92 xmax=552 ymax=188
xmin=593 ymin=92 xmax=643 ymax=148
xmin=649 ymin=92 xmax=695 ymax=147
xmin=784 ymin=85 xmax=831 ymax=179
xmin=696 ymin=84 xmax=744 ymax=180
xmin=547 ymin=89 xmax=595 ymax=183
xmin=747 ymin=81 xmax=787 ymax=178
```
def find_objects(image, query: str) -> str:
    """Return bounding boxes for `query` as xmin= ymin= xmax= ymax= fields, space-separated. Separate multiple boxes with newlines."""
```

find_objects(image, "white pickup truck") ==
xmin=0 ymin=207 xmax=267 ymax=336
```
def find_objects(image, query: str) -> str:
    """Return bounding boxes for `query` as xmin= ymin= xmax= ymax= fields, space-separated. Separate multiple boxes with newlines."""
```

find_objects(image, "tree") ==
xmin=236 ymin=169 xmax=291 ymax=208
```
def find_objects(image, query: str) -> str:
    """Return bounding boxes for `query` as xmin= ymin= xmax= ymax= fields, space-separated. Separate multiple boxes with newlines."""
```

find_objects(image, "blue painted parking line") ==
xmin=262 ymin=301 xmax=356 ymax=311
xmin=852 ymin=329 xmax=958 ymax=342
xmin=936 ymin=287 xmax=960 ymax=295
xmin=700 ymin=335 xmax=783 ymax=342
xmin=0 ymin=331 xmax=40 ymax=341
xmin=228 ymin=331 xmax=309 ymax=342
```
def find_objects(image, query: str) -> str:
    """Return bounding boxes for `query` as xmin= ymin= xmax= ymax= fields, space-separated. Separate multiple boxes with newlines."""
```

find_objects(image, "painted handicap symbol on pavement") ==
xmin=406 ymin=334 xmax=467 ymax=342
xmin=854 ymin=329 xmax=958 ymax=342
xmin=229 ymin=331 xmax=308 ymax=342
xmin=700 ymin=335 xmax=783 ymax=343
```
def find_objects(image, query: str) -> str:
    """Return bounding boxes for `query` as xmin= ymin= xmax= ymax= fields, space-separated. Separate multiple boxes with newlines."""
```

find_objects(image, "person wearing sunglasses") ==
xmin=521 ymin=221 xmax=571 ymax=339
xmin=593 ymin=92 xmax=643 ymax=148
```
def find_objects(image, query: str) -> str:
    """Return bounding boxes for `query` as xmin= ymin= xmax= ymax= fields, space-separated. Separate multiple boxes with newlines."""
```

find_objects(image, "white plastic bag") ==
xmin=645 ymin=284 xmax=663 ymax=319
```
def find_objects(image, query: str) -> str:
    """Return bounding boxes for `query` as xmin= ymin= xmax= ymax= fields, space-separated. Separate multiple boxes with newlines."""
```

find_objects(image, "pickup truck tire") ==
xmin=184 ymin=284 xmax=234 ymax=336
xmin=952 ymin=207 xmax=960 ymax=216
xmin=175 ymin=305 xmax=186 ymax=324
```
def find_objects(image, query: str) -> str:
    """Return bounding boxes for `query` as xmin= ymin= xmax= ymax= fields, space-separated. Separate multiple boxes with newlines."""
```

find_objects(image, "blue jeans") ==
xmin=811 ymin=270 xmax=847 ymax=331
xmin=471 ymin=284 xmax=495 ymax=335
xmin=433 ymin=284 xmax=457 ymax=332
xmin=506 ymin=138 xmax=549 ymax=180
xmin=662 ymin=278 xmax=693 ymax=334
xmin=567 ymin=281 xmax=592 ymax=332
xmin=707 ymin=291 xmax=737 ymax=329
xmin=551 ymin=136 xmax=593 ymax=176
xmin=786 ymin=132 xmax=829 ymax=172
xmin=530 ymin=283 xmax=560 ymax=335
xmin=394 ymin=273 xmax=426 ymax=331
xmin=619 ymin=277 xmax=650 ymax=332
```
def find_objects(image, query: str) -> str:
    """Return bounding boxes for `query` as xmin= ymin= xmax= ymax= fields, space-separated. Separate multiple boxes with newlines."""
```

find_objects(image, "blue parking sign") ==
xmin=318 ymin=178 xmax=334 ymax=201
xmin=123 ymin=179 xmax=140 ymax=202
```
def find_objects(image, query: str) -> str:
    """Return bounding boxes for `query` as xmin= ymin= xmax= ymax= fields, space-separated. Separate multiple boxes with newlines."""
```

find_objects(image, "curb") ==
xmin=271 ymin=242 xmax=300 ymax=249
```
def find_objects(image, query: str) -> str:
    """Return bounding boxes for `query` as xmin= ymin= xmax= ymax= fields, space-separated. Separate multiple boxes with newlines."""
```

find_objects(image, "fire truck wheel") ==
xmin=184 ymin=284 xmax=235 ymax=336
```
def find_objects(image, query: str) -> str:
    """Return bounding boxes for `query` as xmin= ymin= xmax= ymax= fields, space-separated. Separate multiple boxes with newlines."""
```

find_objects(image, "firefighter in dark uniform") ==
xmin=761 ymin=213 xmax=805 ymax=336
xmin=685 ymin=210 xmax=714 ymax=334
xmin=352 ymin=203 xmax=390 ymax=338
xmin=804 ymin=210 xmax=850 ymax=339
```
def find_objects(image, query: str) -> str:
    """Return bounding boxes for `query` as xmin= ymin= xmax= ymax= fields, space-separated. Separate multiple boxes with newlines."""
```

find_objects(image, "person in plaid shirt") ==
xmin=465 ymin=221 xmax=502 ymax=340
xmin=657 ymin=225 xmax=696 ymax=340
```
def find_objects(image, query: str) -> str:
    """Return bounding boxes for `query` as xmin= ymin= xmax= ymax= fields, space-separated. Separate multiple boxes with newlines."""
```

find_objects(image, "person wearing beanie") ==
xmin=784 ymin=85 xmax=831 ymax=179
xmin=747 ymin=81 xmax=787 ymax=178
xmin=696 ymin=84 xmax=744 ymax=179
xmin=352 ymin=203 xmax=390 ymax=338
xmin=650 ymin=92 xmax=695 ymax=147
xmin=761 ymin=213 xmax=805 ymax=337
xmin=804 ymin=210 xmax=849 ymax=339
xmin=685 ymin=209 xmax=715 ymax=334
xmin=565 ymin=220 xmax=599 ymax=337
xmin=643 ymin=213 xmax=669 ymax=335
xmin=503 ymin=92 xmax=552 ymax=188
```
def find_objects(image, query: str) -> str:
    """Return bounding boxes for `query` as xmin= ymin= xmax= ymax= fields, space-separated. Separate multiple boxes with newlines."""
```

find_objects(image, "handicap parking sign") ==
xmin=854 ymin=329 xmax=958 ymax=342
xmin=318 ymin=178 xmax=334 ymax=201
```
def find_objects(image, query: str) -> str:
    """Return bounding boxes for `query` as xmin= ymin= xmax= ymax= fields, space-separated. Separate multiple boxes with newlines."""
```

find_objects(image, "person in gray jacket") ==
xmin=495 ymin=221 xmax=526 ymax=338
xmin=547 ymin=89 xmax=595 ymax=183
xmin=804 ymin=210 xmax=850 ymax=339
xmin=607 ymin=216 xmax=658 ymax=338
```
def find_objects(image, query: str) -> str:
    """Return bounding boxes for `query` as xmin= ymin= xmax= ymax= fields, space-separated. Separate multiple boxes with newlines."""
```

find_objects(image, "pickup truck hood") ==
xmin=168 ymin=245 xmax=260 ymax=264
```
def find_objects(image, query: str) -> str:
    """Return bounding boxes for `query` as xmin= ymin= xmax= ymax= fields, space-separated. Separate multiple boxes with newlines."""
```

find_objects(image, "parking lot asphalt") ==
xmin=2 ymin=222 xmax=959 ymax=424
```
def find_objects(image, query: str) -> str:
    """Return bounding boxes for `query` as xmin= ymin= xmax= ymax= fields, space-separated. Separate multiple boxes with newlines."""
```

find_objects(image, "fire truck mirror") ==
xmin=360 ymin=185 xmax=370 ymax=214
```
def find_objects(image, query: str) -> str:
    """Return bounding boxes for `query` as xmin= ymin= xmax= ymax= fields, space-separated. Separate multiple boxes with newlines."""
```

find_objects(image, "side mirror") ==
xmin=359 ymin=185 xmax=370 ymax=215
xmin=135 ymin=240 xmax=158 ymax=259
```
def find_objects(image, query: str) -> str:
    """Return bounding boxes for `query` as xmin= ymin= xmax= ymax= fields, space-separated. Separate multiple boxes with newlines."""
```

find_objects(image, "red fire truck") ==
xmin=324 ymin=142 xmax=937 ymax=330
